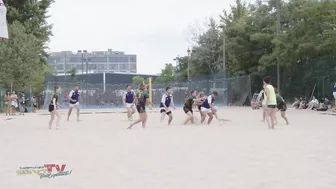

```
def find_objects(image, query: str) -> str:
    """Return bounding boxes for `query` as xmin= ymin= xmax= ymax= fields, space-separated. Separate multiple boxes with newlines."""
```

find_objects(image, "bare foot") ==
xmin=127 ymin=124 xmax=133 ymax=130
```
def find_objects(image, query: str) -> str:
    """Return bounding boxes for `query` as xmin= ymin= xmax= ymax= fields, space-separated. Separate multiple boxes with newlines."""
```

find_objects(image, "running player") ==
xmin=275 ymin=88 xmax=289 ymax=125
xmin=257 ymin=85 xmax=266 ymax=122
xmin=195 ymin=91 xmax=206 ymax=117
xmin=160 ymin=87 xmax=176 ymax=125
xmin=49 ymin=86 xmax=61 ymax=130
xmin=263 ymin=76 xmax=277 ymax=129
xmin=183 ymin=90 xmax=203 ymax=125
xmin=67 ymin=84 xmax=80 ymax=121
xmin=127 ymin=84 xmax=154 ymax=129
xmin=123 ymin=85 xmax=136 ymax=121
xmin=200 ymin=91 xmax=218 ymax=124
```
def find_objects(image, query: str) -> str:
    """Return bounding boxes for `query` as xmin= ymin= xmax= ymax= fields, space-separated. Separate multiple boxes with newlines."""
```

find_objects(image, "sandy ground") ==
xmin=0 ymin=107 xmax=336 ymax=189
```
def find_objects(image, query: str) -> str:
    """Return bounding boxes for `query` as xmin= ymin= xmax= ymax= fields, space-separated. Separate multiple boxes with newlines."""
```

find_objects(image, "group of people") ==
xmin=3 ymin=91 xmax=37 ymax=115
xmin=257 ymin=76 xmax=289 ymax=129
xmin=123 ymin=84 xmax=220 ymax=129
xmin=291 ymin=96 xmax=331 ymax=111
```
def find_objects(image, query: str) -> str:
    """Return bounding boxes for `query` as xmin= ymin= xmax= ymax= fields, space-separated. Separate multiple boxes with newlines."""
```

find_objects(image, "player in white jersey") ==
xmin=67 ymin=84 xmax=80 ymax=121
xmin=160 ymin=87 xmax=176 ymax=125
xmin=123 ymin=85 xmax=136 ymax=121
xmin=200 ymin=91 xmax=218 ymax=124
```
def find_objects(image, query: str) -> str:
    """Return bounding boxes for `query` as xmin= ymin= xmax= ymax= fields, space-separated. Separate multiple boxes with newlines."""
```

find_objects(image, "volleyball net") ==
xmin=42 ymin=75 xmax=251 ymax=109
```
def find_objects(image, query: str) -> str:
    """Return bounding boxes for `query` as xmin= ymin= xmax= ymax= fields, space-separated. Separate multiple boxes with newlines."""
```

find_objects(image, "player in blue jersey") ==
xmin=160 ymin=87 xmax=176 ymax=125
xmin=123 ymin=85 xmax=136 ymax=121
xmin=200 ymin=91 xmax=218 ymax=124
xmin=67 ymin=84 xmax=80 ymax=121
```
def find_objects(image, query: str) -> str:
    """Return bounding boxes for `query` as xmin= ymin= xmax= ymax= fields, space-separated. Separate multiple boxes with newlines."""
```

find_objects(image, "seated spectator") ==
xmin=299 ymin=97 xmax=307 ymax=109
xmin=292 ymin=97 xmax=300 ymax=108
xmin=316 ymin=102 xmax=328 ymax=111
xmin=307 ymin=96 xmax=319 ymax=110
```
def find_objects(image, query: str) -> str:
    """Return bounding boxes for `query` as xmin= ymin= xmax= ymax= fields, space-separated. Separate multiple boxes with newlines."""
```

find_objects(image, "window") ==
xmin=47 ymin=57 xmax=61 ymax=64
xmin=109 ymin=57 xmax=129 ymax=62
xmin=88 ymin=57 xmax=107 ymax=62
xmin=109 ymin=64 xmax=118 ymax=70
xmin=120 ymin=64 xmax=128 ymax=70
xmin=76 ymin=64 xmax=82 ymax=70
xmin=130 ymin=56 xmax=136 ymax=62
xmin=97 ymin=64 xmax=108 ymax=70
xmin=130 ymin=63 xmax=136 ymax=70
xmin=88 ymin=64 xmax=97 ymax=70
xmin=69 ymin=57 xmax=82 ymax=62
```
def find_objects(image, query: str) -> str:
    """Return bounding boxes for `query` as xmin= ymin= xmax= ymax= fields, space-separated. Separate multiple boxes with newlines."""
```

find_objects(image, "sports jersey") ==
xmin=124 ymin=90 xmax=135 ymax=103
xmin=201 ymin=95 xmax=214 ymax=109
xmin=69 ymin=90 xmax=80 ymax=104
xmin=160 ymin=94 xmax=172 ymax=108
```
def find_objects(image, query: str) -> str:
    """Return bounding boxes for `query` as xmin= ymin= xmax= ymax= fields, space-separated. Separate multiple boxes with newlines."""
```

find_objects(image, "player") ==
xmin=49 ymin=86 xmax=61 ymax=130
xmin=127 ymin=84 xmax=154 ymax=129
xmin=67 ymin=84 xmax=80 ymax=121
xmin=195 ymin=91 xmax=206 ymax=117
xmin=183 ymin=90 xmax=203 ymax=125
xmin=200 ymin=91 xmax=218 ymax=124
xmin=263 ymin=76 xmax=277 ymax=129
xmin=123 ymin=85 xmax=136 ymax=121
xmin=160 ymin=87 xmax=176 ymax=125
xmin=275 ymin=88 xmax=289 ymax=125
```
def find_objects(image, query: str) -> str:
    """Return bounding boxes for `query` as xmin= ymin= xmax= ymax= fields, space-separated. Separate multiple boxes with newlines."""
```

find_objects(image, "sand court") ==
xmin=1 ymin=107 xmax=336 ymax=189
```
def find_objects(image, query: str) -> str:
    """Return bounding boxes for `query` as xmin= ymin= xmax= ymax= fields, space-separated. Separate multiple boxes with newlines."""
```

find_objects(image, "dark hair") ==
xmin=263 ymin=76 xmax=271 ymax=84
xmin=6 ymin=90 xmax=9 ymax=94
xmin=139 ymin=83 xmax=145 ymax=90
xmin=274 ymin=88 xmax=278 ymax=93
xmin=54 ymin=86 xmax=59 ymax=91
xmin=166 ymin=87 xmax=171 ymax=91
xmin=190 ymin=90 xmax=196 ymax=95
xmin=126 ymin=85 xmax=130 ymax=88
xmin=212 ymin=91 xmax=218 ymax=96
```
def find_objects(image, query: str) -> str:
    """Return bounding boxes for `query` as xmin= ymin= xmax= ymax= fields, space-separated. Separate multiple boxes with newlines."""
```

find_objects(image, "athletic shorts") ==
xmin=160 ymin=108 xmax=172 ymax=115
xmin=268 ymin=105 xmax=276 ymax=109
xmin=136 ymin=104 xmax=146 ymax=113
xmin=69 ymin=102 xmax=80 ymax=109
xmin=183 ymin=106 xmax=193 ymax=114
xmin=201 ymin=107 xmax=212 ymax=113
xmin=126 ymin=103 xmax=134 ymax=108
xmin=277 ymin=103 xmax=287 ymax=111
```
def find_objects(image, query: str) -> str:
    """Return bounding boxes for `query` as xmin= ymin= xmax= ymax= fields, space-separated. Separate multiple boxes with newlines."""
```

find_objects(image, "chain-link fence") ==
xmin=43 ymin=75 xmax=251 ymax=109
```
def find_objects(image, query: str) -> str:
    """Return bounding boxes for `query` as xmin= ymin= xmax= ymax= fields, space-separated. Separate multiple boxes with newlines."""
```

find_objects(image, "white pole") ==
xmin=103 ymin=72 xmax=106 ymax=92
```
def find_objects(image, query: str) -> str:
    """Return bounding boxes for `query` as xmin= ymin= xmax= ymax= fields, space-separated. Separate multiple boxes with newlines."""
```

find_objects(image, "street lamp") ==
xmin=187 ymin=48 xmax=196 ymax=82
xmin=276 ymin=0 xmax=281 ymax=92
xmin=173 ymin=55 xmax=180 ymax=80
xmin=78 ymin=50 xmax=87 ymax=74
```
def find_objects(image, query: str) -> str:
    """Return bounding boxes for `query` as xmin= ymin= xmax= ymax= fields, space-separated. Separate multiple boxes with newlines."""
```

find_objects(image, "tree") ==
xmin=132 ymin=76 xmax=145 ymax=84
xmin=154 ymin=63 xmax=176 ymax=84
xmin=67 ymin=68 xmax=77 ymax=83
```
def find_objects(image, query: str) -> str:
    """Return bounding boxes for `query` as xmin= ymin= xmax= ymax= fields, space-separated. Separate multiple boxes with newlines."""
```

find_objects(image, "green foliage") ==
xmin=154 ymin=63 xmax=176 ymax=84
xmin=157 ymin=0 xmax=336 ymax=99
xmin=0 ymin=0 xmax=53 ymax=94
xmin=67 ymin=68 xmax=77 ymax=83
xmin=132 ymin=76 xmax=145 ymax=84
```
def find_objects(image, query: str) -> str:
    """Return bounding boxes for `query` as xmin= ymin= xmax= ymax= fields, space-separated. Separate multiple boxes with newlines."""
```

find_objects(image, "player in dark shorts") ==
xmin=127 ymin=84 xmax=154 ymax=129
xmin=183 ymin=90 xmax=203 ymax=125
xmin=275 ymin=88 xmax=289 ymax=125
xmin=49 ymin=86 xmax=61 ymax=130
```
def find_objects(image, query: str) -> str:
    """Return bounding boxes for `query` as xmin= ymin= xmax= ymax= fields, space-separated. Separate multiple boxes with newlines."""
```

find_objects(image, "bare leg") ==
xmin=67 ymin=107 xmax=73 ymax=121
xmin=184 ymin=112 xmax=194 ymax=125
xmin=127 ymin=113 xmax=144 ymax=129
xmin=264 ymin=108 xmax=271 ymax=129
xmin=76 ymin=107 xmax=80 ymax=121
xmin=49 ymin=112 xmax=55 ymax=129
xmin=160 ymin=112 xmax=166 ymax=123
xmin=270 ymin=108 xmax=276 ymax=129
xmin=127 ymin=108 xmax=132 ymax=120
xmin=142 ymin=112 xmax=147 ymax=129
xmin=54 ymin=110 xmax=61 ymax=129
xmin=207 ymin=112 xmax=214 ymax=124
xmin=168 ymin=114 xmax=173 ymax=125
xmin=281 ymin=111 xmax=289 ymax=125
xmin=200 ymin=111 xmax=207 ymax=124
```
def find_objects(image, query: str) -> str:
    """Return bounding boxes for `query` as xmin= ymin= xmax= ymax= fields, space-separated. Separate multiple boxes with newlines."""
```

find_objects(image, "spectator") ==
xmin=292 ymin=97 xmax=300 ymax=108
xmin=307 ymin=96 xmax=319 ymax=110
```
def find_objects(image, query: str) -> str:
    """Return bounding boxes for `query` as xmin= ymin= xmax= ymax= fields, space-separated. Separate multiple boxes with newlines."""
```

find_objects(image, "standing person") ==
xmin=123 ymin=85 xmax=136 ymax=121
xmin=200 ymin=91 xmax=218 ymax=124
xmin=263 ymin=76 xmax=277 ymax=129
xmin=19 ymin=92 xmax=27 ymax=115
xmin=275 ymin=88 xmax=289 ymax=125
xmin=32 ymin=96 xmax=37 ymax=113
xmin=3 ymin=91 xmax=10 ymax=116
xmin=67 ymin=84 xmax=80 ymax=121
xmin=11 ymin=91 xmax=18 ymax=115
xmin=333 ymin=83 xmax=336 ymax=109
xmin=127 ymin=84 xmax=154 ymax=129
xmin=49 ymin=86 xmax=61 ymax=130
xmin=183 ymin=90 xmax=202 ymax=125
xmin=159 ymin=87 xmax=176 ymax=125
xmin=257 ymin=86 xmax=266 ymax=122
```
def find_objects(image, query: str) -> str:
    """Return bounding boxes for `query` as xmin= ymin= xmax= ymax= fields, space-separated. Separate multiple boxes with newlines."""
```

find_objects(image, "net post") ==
xmin=148 ymin=77 xmax=152 ymax=102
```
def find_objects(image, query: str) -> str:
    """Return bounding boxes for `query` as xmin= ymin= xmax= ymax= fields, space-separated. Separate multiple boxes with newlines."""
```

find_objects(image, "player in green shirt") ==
xmin=183 ymin=90 xmax=203 ymax=125
xmin=127 ymin=83 xmax=154 ymax=129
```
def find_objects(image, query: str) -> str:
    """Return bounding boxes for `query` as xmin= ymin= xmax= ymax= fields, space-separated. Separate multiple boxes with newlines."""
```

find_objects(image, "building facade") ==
xmin=47 ymin=49 xmax=137 ymax=74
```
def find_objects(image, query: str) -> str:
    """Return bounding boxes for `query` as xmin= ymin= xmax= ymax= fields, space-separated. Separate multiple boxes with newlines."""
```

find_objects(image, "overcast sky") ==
xmin=47 ymin=0 xmax=236 ymax=74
